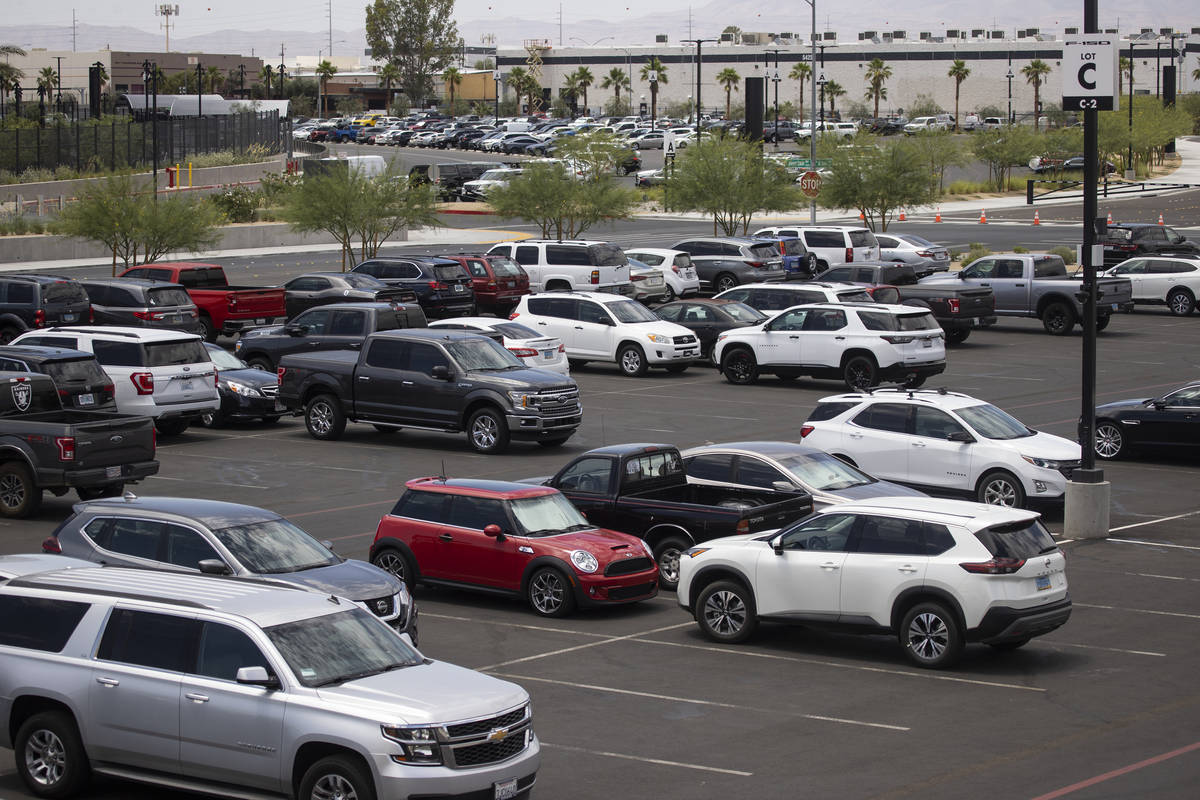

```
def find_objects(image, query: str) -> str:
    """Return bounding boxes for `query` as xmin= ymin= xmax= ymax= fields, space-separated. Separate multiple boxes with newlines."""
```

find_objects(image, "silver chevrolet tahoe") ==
xmin=0 ymin=566 xmax=539 ymax=800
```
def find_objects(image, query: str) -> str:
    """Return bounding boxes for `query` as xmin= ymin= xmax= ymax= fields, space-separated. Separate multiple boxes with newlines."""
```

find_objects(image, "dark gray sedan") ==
xmin=681 ymin=441 xmax=926 ymax=509
xmin=42 ymin=495 xmax=418 ymax=643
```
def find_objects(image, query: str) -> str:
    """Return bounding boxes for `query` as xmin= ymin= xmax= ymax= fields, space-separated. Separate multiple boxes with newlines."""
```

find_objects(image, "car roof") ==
xmin=623 ymin=248 xmax=686 ymax=256
xmin=817 ymin=387 xmax=988 ymax=411
xmin=36 ymin=326 xmax=202 ymax=342
xmin=728 ymin=282 xmax=866 ymax=292
xmin=404 ymin=476 xmax=556 ymax=499
xmin=73 ymin=495 xmax=280 ymax=529
xmin=0 ymin=554 xmax=96 ymax=580
xmin=372 ymin=328 xmax=491 ymax=343
xmin=356 ymin=256 xmax=461 ymax=266
xmin=297 ymin=301 xmax=416 ymax=312
xmin=4 ymin=274 xmax=80 ymax=285
xmin=0 ymin=345 xmax=95 ymax=363
xmin=828 ymin=497 xmax=1040 ymax=528
xmin=78 ymin=277 xmax=185 ymax=289
xmin=673 ymin=236 xmax=764 ymax=244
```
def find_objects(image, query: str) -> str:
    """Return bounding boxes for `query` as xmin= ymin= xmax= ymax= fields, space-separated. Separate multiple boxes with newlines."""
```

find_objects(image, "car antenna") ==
xmin=439 ymin=460 xmax=447 ymax=482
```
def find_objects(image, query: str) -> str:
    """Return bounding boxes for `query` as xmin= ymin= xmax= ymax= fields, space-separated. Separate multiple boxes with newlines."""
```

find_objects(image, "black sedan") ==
xmin=1094 ymin=381 xmax=1200 ymax=459
xmin=501 ymin=135 xmax=543 ymax=154
xmin=653 ymin=298 xmax=768 ymax=360
xmin=202 ymin=343 xmax=281 ymax=427
xmin=283 ymin=271 xmax=415 ymax=319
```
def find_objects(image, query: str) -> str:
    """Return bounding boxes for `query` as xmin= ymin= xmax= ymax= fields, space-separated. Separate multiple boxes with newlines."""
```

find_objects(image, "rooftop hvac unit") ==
xmin=1026 ymin=27 xmax=1039 ymax=35
xmin=720 ymin=32 xmax=734 ymax=42
xmin=655 ymin=34 xmax=668 ymax=43
xmin=1159 ymin=27 xmax=1173 ymax=36
xmin=946 ymin=29 xmax=961 ymax=38
xmin=823 ymin=31 xmax=836 ymax=40
xmin=990 ymin=30 xmax=1005 ymax=39
xmin=971 ymin=29 xmax=985 ymax=38
xmin=1064 ymin=27 xmax=1079 ymax=35
xmin=893 ymin=30 xmax=906 ymax=39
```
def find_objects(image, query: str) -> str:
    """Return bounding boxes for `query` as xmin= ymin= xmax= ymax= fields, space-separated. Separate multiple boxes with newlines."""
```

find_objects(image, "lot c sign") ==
xmin=1061 ymin=39 xmax=1119 ymax=111
xmin=798 ymin=170 xmax=822 ymax=198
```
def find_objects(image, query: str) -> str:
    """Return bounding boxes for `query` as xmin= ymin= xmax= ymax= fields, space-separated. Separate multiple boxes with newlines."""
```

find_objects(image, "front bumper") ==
xmin=971 ymin=597 xmax=1072 ymax=643
xmin=37 ymin=459 xmax=159 ymax=489
xmin=219 ymin=391 xmax=282 ymax=421
xmin=645 ymin=344 xmax=700 ymax=365
xmin=506 ymin=410 xmax=582 ymax=441
xmin=572 ymin=569 xmax=659 ymax=608
xmin=371 ymin=736 xmax=539 ymax=800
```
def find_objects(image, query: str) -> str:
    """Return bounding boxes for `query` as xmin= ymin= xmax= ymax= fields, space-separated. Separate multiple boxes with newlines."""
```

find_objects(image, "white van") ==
xmin=500 ymin=121 xmax=533 ymax=133
xmin=305 ymin=155 xmax=388 ymax=179
xmin=487 ymin=240 xmax=632 ymax=295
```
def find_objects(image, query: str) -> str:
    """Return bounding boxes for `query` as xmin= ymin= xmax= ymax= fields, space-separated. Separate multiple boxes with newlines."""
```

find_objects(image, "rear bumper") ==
xmin=942 ymin=315 xmax=997 ymax=331
xmin=36 ymin=460 xmax=159 ymax=489
xmin=878 ymin=360 xmax=946 ymax=381
xmin=971 ymin=597 xmax=1072 ymax=643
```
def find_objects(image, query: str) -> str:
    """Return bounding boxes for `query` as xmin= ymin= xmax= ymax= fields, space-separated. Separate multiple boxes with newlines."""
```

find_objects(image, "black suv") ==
xmin=76 ymin=278 xmax=201 ymax=334
xmin=0 ymin=275 xmax=91 ymax=343
xmin=0 ymin=346 xmax=116 ymax=410
xmin=407 ymin=162 xmax=495 ymax=200
xmin=1102 ymin=223 xmax=1200 ymax=266
xmin=351 ymin=257 xmax=475 ymax=317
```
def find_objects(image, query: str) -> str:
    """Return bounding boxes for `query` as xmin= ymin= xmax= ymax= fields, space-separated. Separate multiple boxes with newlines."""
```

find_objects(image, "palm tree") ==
xmin=715 ymin=67 xmax=740 ymax=119
xmin=1193 ymin=66 xmax=1200 ymax=82
xmin=947 ymin=59 xmax=970 ymax=132
xmin=561 ymin=70 xmax=581 ymax=114
xmin=442 ymin=66 xmax=463 ymax=111
xmin=378 ymin=62 xmax=400 ymax=115
xmin=639 ymin=57 xmax=668 ymax=121
xmin=1021 ymin=59 xmax=1052 ymax=131
xmin=315 ymin=59 xmax=338 ymax=117
xmin=600 ymin=67 xmax=630 ymax=110
xmin=0 ymin=44 xmax=26 ymax=103
xmin=205 ymin=65 xmax=223 ymax=94
xmin=37 ymin=66 xmax=57 ymax=99
xmin=258 ymin=64 xmax=275 ymax=97
xmin=824 ymin=80 xmax=846 ymax=118
xmin=574 ymin=66 xmax=594 ymax=115
xmin=863 ymin=58 xmax=892 ymax=119
xmin=789 ymin=61 xmax=810 ymax=120
xmin=507 ymin=66 xmax=539 ymax=113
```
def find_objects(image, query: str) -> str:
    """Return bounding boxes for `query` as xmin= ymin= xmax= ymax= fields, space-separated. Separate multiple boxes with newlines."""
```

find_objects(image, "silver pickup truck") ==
xmin=919 ymin=253 xmax=1133 ymax=335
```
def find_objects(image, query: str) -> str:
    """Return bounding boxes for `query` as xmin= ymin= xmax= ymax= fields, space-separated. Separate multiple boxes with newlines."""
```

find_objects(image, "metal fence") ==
xmin=0 ymin=111 xmax=283 ymax=176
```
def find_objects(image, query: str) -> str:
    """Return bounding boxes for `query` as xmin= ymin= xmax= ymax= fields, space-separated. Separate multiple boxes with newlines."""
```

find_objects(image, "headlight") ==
xmin=234 ymin=340 xmax=244 ymax=352
xmin=381 ymin=725 xmax=442 ymax=765
xmin=222 ymin=380 xmax=262 ymax=397
xmin=569 ymin=549 xmax=599 ymax=573
xmin=646 ymin=333 xmax=671 ymax=344
xmin=683 ymin=547 xmax=710 ymax=558
xmin=641 ymin=539 xmax=655 ymax=558
xmin=507 ymin=390 xmax=530 ymax=408
xmin=1022 ymin=455 xmax=1067 ymax=469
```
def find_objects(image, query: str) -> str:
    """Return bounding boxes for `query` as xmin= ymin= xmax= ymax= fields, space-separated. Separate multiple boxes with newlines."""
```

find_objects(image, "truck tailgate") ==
xmin=955 ymin=287 xmax=995 ymax=316
xmin=191 ymin=287 xmax=287 ymax=319
xmin=20 ymin=412 xmax=156 ymax=468
xmin=1097 ymin=277 xmax=1133 ymax=305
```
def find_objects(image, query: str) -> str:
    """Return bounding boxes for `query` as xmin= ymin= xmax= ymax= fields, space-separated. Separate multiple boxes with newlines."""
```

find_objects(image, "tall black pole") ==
xmin=1078 ymin=0 xmax=1100 ymax=479
xmin=1127 ymin=44 xmax=1135 ymax=175
xmin=197 ymin=62 xmax=203 ymax=117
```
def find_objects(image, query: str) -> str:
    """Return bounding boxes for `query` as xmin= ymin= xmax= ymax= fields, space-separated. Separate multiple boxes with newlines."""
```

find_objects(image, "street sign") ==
xmin=798 ymin=171 xmax=823 ymax=198
xmin=1062 ymin=39 xmax=1119 ymax=111
xmin=663 ymin=131 xmax=677 ymax=154
xmin=786 ymin=157 xmax=831 ymax=170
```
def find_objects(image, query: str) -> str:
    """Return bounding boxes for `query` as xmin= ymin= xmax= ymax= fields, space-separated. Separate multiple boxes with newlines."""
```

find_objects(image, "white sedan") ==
xmin=623 ymin=248 xmax=701 ymax=301
xmin=428 ymin=317 xmax=570 ymax=374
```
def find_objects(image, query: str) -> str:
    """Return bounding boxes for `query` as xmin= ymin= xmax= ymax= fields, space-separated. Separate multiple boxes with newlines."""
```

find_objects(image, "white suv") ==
xmin=487 ymin=239 xmax=633 ymax=294
xmin=800 ymin=388 xmax=1081 ymax=507
xmin=712 ymin=303 xmax=945 ymax=390
xmin=12 ymin=326 xmax=219 ymax=435
xmin=510 ymin=292 xmax=700 ymax=376
xmin=713 ymin=282 xmax=874 ymax=311
xmin=677 ymin=497 xmax=1071 ymax=668
xmin=751 ymin=226 xmax=879 ymax=272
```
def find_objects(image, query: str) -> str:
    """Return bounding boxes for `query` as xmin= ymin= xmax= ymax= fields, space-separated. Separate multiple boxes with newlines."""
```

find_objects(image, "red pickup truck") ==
xmin=119 ymin=262 xmax=287 ymax=342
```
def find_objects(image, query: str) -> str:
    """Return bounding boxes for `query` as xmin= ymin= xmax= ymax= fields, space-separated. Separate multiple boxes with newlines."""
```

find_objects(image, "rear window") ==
xmin=42 ymin=281 xmax=88 ymax=303
xmin=1104 ymin=227 xmax=1133 ymax=241
xmin=175 ymin=268 xmax=227 ymax=288
xmin=143 ymin=339 xmax=209 ymax=367
xmin=749 ymin=244 xmax=780 ymax=261
xmin=490 ymin=322 xmax=538 ymax=338
xmin=672 ymin=254 xmax=693 ymax=269
xmin=807 ymin=401 xmax=859 ymax=422
xmin=837 ymin=290 xmax=874 ymax=303
xmin=433 ymin=264 xmax=468 ymax=280
xmin=1032 ymin=256 xmax=1068 ymax=278
xmin=488 ymin=257 xmax=523 ymax=277
xmin=42 ymin=358 xmax=108 ymax=385
xmin=0 ymin=595 xmax=90 ymax=652
xmin=343 ymin=274 xmax=384 ymax=288
xmin=588 ymin=244 xmax=628 ymax=267
xmin=974 ymin=520 xmax=1057 ymax=559
xmin=0 ymin=378 xmax=61 ymax=415
xmin=848 ymin=230 xmax=877 ymax=248
xmin=781 ymin=240 xmax=805 ymax=256
xmin=862 ymin=311 xmax=939 ymax=331
xmin=722 ymin=302 xmax=767 ymax=323
xmin=146 ymin=287 xmax=193 ymax=307
xmin=91 ymin=340 xmax=144 ymax=367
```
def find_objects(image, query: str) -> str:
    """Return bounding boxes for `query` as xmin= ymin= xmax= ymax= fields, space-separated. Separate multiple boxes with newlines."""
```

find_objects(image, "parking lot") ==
xmin=2 ymin=302 xmax=1200 ymax=798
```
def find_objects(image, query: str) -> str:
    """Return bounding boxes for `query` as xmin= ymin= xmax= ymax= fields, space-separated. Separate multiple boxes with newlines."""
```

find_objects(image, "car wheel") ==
xmin=154 ymin=417 xmax=190 ymax=436
xmin=76 ymin=483 xmax=124 ymax=501
xmin=15 ymin=711 xmax=90 ymax=799
xmin=305 ymin=394 xmax=346 ymax=441
xmin=0 ymin=326 xmax=20 ymax=345
xmin=1095 ymin=421 xmax=1126 ymax=459
xmin=467 ymin=407 xmax=510 ymax=454
xmin=198 ymin=316 xmax=217 ymax=343
xmin=298 ymin=755 xmax=377 ymax=800
xmin=900 ymin=602 xmax=964 ymax=668
xmin=618 ymin=343 xmax=648 ymax=377
xmin=976 ymin=470 xmax=1026 ymax=508
xmin=537 ymin=436 xmax=571 ymax=448
xmin=246 ymin=356 xmax=273 ymax=372
xmin=371 ymin=547 xmax=415 ymax=588
xmin=661 ymin=285 xmax=676 ymax=302
xmin=1095 ymin=314 xmax=1111 ymax=332
xmin=695 ymin=580 xmax=758 ymax=643
xmin=721 ymin=348 xmax=759 ymax=385
xmin=198 ymin=410 xmax=225 ymax=428
xmin=653 ymin=536 xmax=690 ymax=590
xmin=0 ymin=462 xmax=41 ymax=519
xmin=567 ymin=359 xmax=588 ymax=369
xmin=715 ymin=273 xmax=738 ymax=293
xmin=905 ymin=374 xmax=928 ymax=389
xmin=1040 ymin=301 xmax=1076 ymax=335
xmin=527 ymin=567 xmax=576 ymax=617
xmin=944 ymin=327 xmax=970 ymax=346
xmin=842 ymin=355 xmax=878 ymax=391
xmin=1167 ymin=288 xmax=1195 ymax=316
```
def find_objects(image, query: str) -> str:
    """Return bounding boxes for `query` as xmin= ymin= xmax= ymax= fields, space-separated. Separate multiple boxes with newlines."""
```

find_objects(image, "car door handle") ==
xmin=848 ymin=432 xmax=863 ymax=439
xmin=980 ymin=282 xmax=990 ymax=286
xmin=789 ymin=335 xmax=799 ymax=339
xmin=912 ymin=441 xmax=926 ymax=447
xmin=95 ymin=677 xmax=119 ymax=687
xmin=835 ymin=336 xmax=845 ymax=340
xmin=438 ymin=533 xmax=453 ymax=542
xmin=537 ymin=321 xmax=547 ymax=326
xmin=357 ymin=375 xmax=371 ymax=382
xmin=1015 ymin=283 xmax=1025 ymax=287
xmin=185 ymin=692 xmax=210 ymax=703
xmin=401 ymin=380 xmax=414 ymax=386
xmin=574 ymin=326 xmax=583 ymax=330
xmin=897 ymin=565 xmax=919 ymax=574
xmin=820 ymin=562 xmax=841 ymax=570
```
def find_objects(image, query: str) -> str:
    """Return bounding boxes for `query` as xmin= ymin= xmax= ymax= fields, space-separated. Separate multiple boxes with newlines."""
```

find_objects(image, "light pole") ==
xmin=771 ymin=66 xmax=781 ymax=150
xmin=493 ymin=70 xmax=500 ymax=122
xmin=1127 ymin=42 xmax=1136 ymax=177
xmin=687 ymin=94 xmax=692 ymax=125
xmin=142 ymin=59 xmax=159 ymax=203
xmin=617 ymin=48 xmax=634 ymax=117
xmin=648 ymin=69 xmax=658 ymax=129
xmin=682 ymin=38 xmax=718 ymax=137
xmin=196 ymin=62 xmax=203 ymax=117
xmin=803 ymin=0 xmax=818 ymax=223
xmin=1006 ymin=67 xmax=1014 ymax=125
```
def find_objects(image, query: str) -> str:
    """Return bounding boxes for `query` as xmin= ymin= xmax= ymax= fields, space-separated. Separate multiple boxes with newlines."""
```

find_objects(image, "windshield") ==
xmin=722 ymin=302 xmax=768 ymax=323
xmin=509 ymin=493 xmax=591 ymax=536
xmin=608 ymin=299 xmax=660 ymax=323
xmin=433 ymin=264 xmax=467 ymax=281
xmin=975 ymin=520 xmax=1058 ymax=559
xmin=777 ymin=451 xmax=875 ymax=491
xmin=341 ymin=273 xmax=386 ymax=288
xmin=207 ymin=347 xmax=248 ymax=370
xmin=849 ymin=230 xmax=878 ymax=248
xmin=212 ymin=518 xmax=340 ymax=574
xmin=42 ymin=358 xmax=108 ymax=385
xmin=857 ymin=311 xmax=937 ymax=331
xmin=142 ymin=339 xmax=209 ymax=367
xmin=749 ymin=244 xmax=780 ymax=261
xmin=146 ymin=287 xmax=194 ymax=307
xmin=266 ymin=608 xmax=422 ymax=688
xmin=445 ymin=337 xmax=524 ymax=370
xmin=956 ymin=403 xmax=1035 ymax=440
xmin=838 ymin=290 xmax=875 ymax=303
xmin=479 ymin=169 xmax=515 ymax=180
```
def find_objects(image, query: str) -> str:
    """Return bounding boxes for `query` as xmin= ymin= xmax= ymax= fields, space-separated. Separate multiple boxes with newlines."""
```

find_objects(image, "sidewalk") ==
xmin=1161 ymin=136 xmax=1200 ymax=183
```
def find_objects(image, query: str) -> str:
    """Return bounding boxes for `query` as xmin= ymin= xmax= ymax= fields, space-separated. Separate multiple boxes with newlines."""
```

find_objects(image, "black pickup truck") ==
xmin=532 ymin=444 xmax=813 ymax=589
xmin=816 ymin=262 xmax=996 ymax=345
xmin=0 ymin=372 xmax=158 ymax=517
xmin=276 ymin=329 xmax=583 ymax=454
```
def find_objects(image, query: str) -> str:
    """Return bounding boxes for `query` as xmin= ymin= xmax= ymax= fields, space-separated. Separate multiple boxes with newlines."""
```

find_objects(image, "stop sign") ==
xmin=798 ymin=170 xmax=822 ymax=198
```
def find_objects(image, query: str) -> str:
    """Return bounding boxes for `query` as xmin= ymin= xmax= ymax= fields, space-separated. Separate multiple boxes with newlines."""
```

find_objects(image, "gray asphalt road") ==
xmin=2 ymin=308 xmax=1200 ymax=799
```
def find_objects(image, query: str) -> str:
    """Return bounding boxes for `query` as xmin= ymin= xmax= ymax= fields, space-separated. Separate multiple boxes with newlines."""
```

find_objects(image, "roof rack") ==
xmin=869 ymin=384 xmax=967 ymax=399
xmin=42 ymin=327 xmax=143 ymax=339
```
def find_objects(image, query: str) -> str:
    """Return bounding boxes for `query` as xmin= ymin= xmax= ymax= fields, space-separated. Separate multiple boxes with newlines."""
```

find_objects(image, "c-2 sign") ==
xmin=1061 ymin=39 xmax=1119 ymax=111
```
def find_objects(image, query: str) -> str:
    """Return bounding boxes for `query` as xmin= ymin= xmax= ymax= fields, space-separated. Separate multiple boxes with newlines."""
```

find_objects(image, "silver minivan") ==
xmin=752 ymin=226 xmax=880 ymax=272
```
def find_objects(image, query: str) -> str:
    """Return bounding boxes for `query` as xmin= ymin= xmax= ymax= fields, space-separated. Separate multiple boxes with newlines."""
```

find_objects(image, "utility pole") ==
xmin=805 ymin=0 xmax=818 ymax=224
xmin=143 ymin=59 xmax=159 ymax=203
xmin=327 ymin=0 xmax=333 ymax=60
xmin=155 ymin=4 xmax=179 ymax=53
xmin=279 ymin=43 xmax=286 ymax=100
xmin=54 ymin=56 xmax=63 ymax=105
xmin=682 ymin=38 xmax=717 ymax=134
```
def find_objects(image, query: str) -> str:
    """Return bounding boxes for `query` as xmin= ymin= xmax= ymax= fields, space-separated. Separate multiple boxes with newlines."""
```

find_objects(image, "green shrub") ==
xmin=961 ymin=242 xmax=991 ymax=263
xmin=1013 ymin=245 xmax=1029 ymax=253
xmin=1049 ymin=245 xmax=1076 ymax=265
xmin=260 ymin=172 xmax=301 ymax=204
xmin=209 ymin=185 xmax=262 ymax=223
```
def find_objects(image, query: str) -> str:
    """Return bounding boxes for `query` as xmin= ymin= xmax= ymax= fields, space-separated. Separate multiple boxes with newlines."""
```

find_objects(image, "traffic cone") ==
xmin=934 ymin=208 xmax=942 ymax=223
xmin=898 ymin=208 xmax=907 ymax=221
xmin=1106 ymin=211 xmax=1113 ymax=224
xmin=979 ymin=209 xmax=987 ymax=224
xmin=1032 ymin=210 xmax=1040 ymax=226
xmin=1158 ymin=213 xmax=1165 ymax=225
xmin=858 ymin=209 xmax=865 ymax=220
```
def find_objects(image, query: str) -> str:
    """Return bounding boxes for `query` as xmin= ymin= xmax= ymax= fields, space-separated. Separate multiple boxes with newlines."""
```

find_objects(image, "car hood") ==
xmin=1009 ymin=430 xmax=1081 ymax=460
xmin=269 ymin=559 xmax=402 ymax=602
xmin=217 ymin=366 xmax=278 ymax=387
xmin=1096 ymin=397 xmax=1154 ymax=413
xmin=316 ymin=660 xmax=529 ymax=726
xmin=464 ymin=368 xmax=578 ymax=392
xmin=521 ymin=527 xmax=645 ymax=557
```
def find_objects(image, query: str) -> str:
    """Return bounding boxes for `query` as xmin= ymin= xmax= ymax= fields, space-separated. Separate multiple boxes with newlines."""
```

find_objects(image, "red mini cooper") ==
xmin=370 ymin=478 xmax=659 ymax=617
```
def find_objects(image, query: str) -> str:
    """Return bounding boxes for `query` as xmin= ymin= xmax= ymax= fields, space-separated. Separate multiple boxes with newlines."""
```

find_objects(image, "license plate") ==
xmin=543 ymin=350 xmax=555 ymax=359
xmin=1111 ymin=303 xmax=1119 ymax=310
xmin=105 ymin=466 xmax=121 ymax=479
xmin=922 ymin=338 xmax=932 ymax=348
xmin=1036 ymin=575 xmax=1051 ymax=591
xmin=256 ymin=317 xmax=266 ymax=324
xmin=181 ymin=381 xmax=193 ymax=391
xmin=77 ymin=393 xmax=95 ymax=406
xmin=454 ymin=284 xmax=465 ymax=292
xmin=494 ymin=778 xmax=519 ymax=800
xmin=63 ymin=313 xmax=77 ymax=322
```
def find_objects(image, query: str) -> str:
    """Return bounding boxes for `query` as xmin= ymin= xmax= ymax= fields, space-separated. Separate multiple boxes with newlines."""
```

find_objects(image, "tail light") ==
xmin=736 ymin=518 xmax=749 ymax=535
xmin=228 ymin=295 xmax=238 ymax=311
xmin=960 ymin=557 xmax=1026 ymax=575
xmin=631 ymin=274 xmax=646 ymax=282
xmin=590 ymin=270 xmax=600 ymax=284
xmin=428 ymin=281 xmax=448 ymax=290
xmin=946 ymin=298 xmax=961 ymax=313
xmin=846 ymin=247 xmax=854 ymax=262
xmin=132 ymin=311 xmax=166 ymax=321
xmin=916 ymin=250 xmax=935 ymax=257
xmin=508 ymin=347 xmax=538 ymax=358
xmin=57 ymin=389 xmax=69 ymax=400
xmin=277 ymin=367 xmax=287 ymax=382
xmin=671 ymin=265 xmax=681 ymax=274
xmin=744 ymin=261 xmax=764 ymax=268
xmin=558 ymin=343 xmax=565 ymax=352
xmin=41 ymin=537 xmax=61 ymax=554
xmin=508 ymin=311 xmax=520 ymax=320
xmin=55 ymin=436 xmax=75 ymax=461
xmin=214 ymin=371 xmax=219 ymax=387
xmin=89 ymin=306 xmax=95 ymax=323
xmin=102 ymin=382 xmax=114 ymax=399
xmin=34 ymin=309 xmax=46 ymax=327
xmin=800 ymin=424 xmax=814 ymax=438
xmin=130 ymin=372 xmax=154 ymax=395
xmin=882 ymin=335 xmax=915 ymax=344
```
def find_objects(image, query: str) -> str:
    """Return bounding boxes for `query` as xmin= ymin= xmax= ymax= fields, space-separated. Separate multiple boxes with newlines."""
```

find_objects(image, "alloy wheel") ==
xmin=620 ymin=348 xmax=643 ymax=374
xmin=309 ymin=401 xmax=334 ymax=436
xmin=311 ymin=773 xmax=358 ymax=800
xmin=24 ymin=729 xmax=65 ymax=787
xmin=374 ymin=551 xmax=407 ymax=582
xmin=530 ymin=572 xmax=565 ymax=614
xmin=703 ymin=590 xmax=747 ymax=636
xmin=1095 ymin=423 xmax=1124 ymax=459
xmin=471 ymin=414 xmax=499 ymax=449
xmin=981 ymin=477 xmax=1018 ymax=506
xmin=0 ymin=473 xmax=25 ymax=510
xmin=658 ymin=547 xmax=682 ymax=585
xmin=907 ymin=612 xmax=949 ymax=663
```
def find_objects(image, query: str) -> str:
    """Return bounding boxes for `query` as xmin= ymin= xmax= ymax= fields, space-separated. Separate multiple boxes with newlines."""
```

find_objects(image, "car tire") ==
xmin=1095 ymin=314 xmax=1111 ymax=332
xmin=1167 ymin=288 xmax=1195 ymax=316
xmin=944 ymin=327 xmax=971 ymax=346
xmin=1041 ymin=301 xmax=1076 ymax=335
xmin=198 ymin=316 xmax=217 ymax=343
xmin=0 ymin=462 xmax=41 ymax=519
xmin=547 ymin=281 xmax=572 ymax=292
xmin=467 ymin=407 xmax=510 ymax=454
xmin=305 ymin=394 xmax=346 ymax=441
xmin=298 ymin=755 xmax=377 ymax=800
xmin=661 ymin=285 xmax=676 ymax=302
xmin=527 ymin=567 xmax=576 ymax=617
xmin=900 ymin=602 xmax=964 ymax=668
xmin=245 ymin=355 xmax=274 ymax=372
xmin=618 ymin=343 xmax=648 ymax=377
xmin=537 ymin=436 xmax=571 ymax=448
xmin=1095 ymin=421 xmax=1127 ymax=459
xmin=154 ymin=418 xmax=190 ymax=436
xmin=0 ymin=326 xmax=21 ymax=345
xmin=714 ymin=273 xmax=738 ymax=293
xmin=976 ymin=470 xmax=1026 ymax=508
xmin=653 ymin=536 xmax=690 ymax=590
xmin=695 ymin=579 xmax=758 ymax=643
xmin=198 ymin=410 xmax=225 ymax=428
xmin=371 ymin=547 xmax=416 ymax=588
xmin=568 ymin=359 xmax=588 ymax=369
xmin=15 ymin=711 xmax=90 ymax=799
xmin=76 ymin=483 xmax=124 ymax=501
xmin=842 ymin=354 xmax=878 ymax=391
xmin=721 ymin=347 xmax=759 ymax=385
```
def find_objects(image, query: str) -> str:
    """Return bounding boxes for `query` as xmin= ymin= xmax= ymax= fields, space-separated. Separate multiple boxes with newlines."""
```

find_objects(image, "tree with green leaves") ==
xmin=561 ymin=70 xmax=582 ymax=114
xmin=377 ymin=62 xmax=401 ymax=115
xmin=947 ymin=59 xmax=970 ymax=131
xmin=971 ymin=124 xmax=1040 ymax=190
xmin=824 ymin=80 xmax=846 ymax=118
xmin=442 ymin=66 xmax=463 ymax=109
xmin=506 ymin=66 xmax=539 ymax=114
xmin=1021 ymin=59 xmax=1052 ymax=131
xmin=205 ymin=65 xmax=223 ymax=94
xmin=640 ymin=57 xmax=668 ymax=120
xmin=789 ymin=61 xmax=810 ymax=121
xmin=715 ymin=68 xmax=740 ymax=120
xmin=600 ymin=67 xmax=630 ymax=109
xmin=863 ymin=58 xmax=891 ymax=119
xmin=487 ymin=158 xmax=637 ymax=239
xmin=817 ymin=138 xmax=937 ymax=231
xmin=258 ymin=64 xmax=275 ymax=97
xmin=365 ymin=0 xmax=459 ymax=108
xmin=37 ymin=66 xmax=57 ymax=98
xmin=574 ymin=66 xmax=594 ymax=115
xmin=665 ymin=136 xmax=803 ymax=235
xmin=315 ymin=60 xmax=338 ymax=117
xmin=1119 ymin=57 xmax=1132 ymax=95
xmin=0 ymin=44 xmax=26 ymax=109
xmin=908 ymin=130 xmax=966 ymax=193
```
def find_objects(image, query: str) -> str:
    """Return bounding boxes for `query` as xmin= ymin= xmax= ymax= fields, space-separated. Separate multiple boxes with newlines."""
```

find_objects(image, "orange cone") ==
xmin=1106 ymin=211 xmax=1113 ymax=224
xmin=1158 ymin=213 xmax=1165 ymax=225
xmin=934 ymin=208 xmax=942 ymax=223
xmin=979 ymin=209 xmax=987 ymax=224
xmin=898 ymin=208 xmax=907 ymax=221
xmin=858 ymin=209 xmax=865 ymax=220
xmin=1033 ymin=210 xmax=1040 ymax=226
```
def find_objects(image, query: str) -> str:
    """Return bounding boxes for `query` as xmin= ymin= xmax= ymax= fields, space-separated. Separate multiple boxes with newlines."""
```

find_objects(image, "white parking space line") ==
xmin=1048 ymin=641 xmax=1166 ymax=657
xmin=1109 ymin=510 xmax=1200 ymax=533
xmin=633 ymin=639 xmax=1046 ymax=692
xmin=475 ymin=622 xmax=693 ymax=671
xmin=1107 ymin=538 xmax=1200 ymax=551
xmin=1131 ymin=572 xmax=1200 ymax=583
xmin=498 ymin=674 xmax=909 ymax=732
xmin=421 ymin=612 xmax=614 ymax=639
xmin=1075 ymin=603 xmax=1200 ymax=620
xmin=539 ymin=742 xmax=753 ymax=776
xmin=146 ymin=475 xmax=270 ymax=490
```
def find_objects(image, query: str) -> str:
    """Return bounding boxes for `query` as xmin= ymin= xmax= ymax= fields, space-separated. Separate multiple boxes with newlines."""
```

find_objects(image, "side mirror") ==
xmin=946 ymin=431 xmax=976 ymax=443
xmin=483 ymin=524 xmax=506 ymax=541
xmin=236 ymin=666 xmax=280 ymax=689
xmin=771 ymin=535 xmax=784 ymax=555
xmin=198 ymin=559 xmax=232 ymax=575
xmin=771 ymin=480 xmax=800 ymax=493
xmin=321 ymin=540 xmax=335 ymax=551
xmin=1151 ymin=400 xmax=1166 ymax=410
xmin=285 ymin=324 xmax=306 ymax=336
xmin=431 ymin=365 xmax=453 ymax=381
